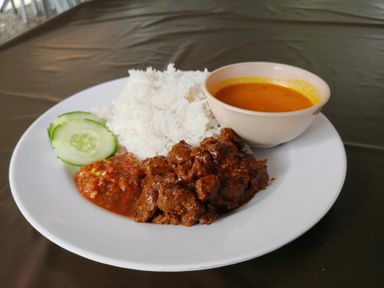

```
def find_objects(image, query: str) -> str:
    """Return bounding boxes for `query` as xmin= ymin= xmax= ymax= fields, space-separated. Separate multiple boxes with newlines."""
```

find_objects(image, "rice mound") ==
xmin=100 ymin=64 xmax=219 ymax=159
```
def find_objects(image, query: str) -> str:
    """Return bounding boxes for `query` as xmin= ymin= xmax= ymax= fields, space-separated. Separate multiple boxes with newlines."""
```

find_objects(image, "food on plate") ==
xmin=214 ymin=82 xmax=314 ymax=112
xmin=48 ymin=111 xmax=105 ymax=140
xmin=49 ymin=113 xmax=117 ymax=166
xmin=96 ymin=64 xmax=219 ymax=159
xmin=47 ymin=65 xmax=271 ymax=226
xmin=74 ymin=128 xmax=268 ymax=226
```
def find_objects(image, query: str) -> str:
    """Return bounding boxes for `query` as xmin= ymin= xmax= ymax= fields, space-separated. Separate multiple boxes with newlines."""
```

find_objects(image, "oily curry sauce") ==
xmin=214 ymin=82 xmax=314 ymax=112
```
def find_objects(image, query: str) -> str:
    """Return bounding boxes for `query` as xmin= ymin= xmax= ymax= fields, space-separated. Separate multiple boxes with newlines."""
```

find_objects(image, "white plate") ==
xmin=9 ymin=78 xmax=346 ymax=272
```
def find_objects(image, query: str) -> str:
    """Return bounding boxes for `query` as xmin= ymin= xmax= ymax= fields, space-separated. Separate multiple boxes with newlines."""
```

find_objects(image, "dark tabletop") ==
xmin=1 ymin=0 xmax=383 ymax=287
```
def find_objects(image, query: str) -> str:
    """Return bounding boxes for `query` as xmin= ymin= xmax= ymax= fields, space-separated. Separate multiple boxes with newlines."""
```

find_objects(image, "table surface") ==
xmin=1 ymin=0 xmax=383 ymax=287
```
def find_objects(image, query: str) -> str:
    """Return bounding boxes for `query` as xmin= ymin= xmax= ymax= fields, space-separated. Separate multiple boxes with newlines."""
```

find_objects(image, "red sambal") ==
xmin=74 ymin=153 xmax=144 ymax=216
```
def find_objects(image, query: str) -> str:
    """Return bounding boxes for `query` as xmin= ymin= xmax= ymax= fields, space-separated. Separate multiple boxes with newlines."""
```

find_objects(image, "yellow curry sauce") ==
xmin=214 ymin=82 xmax=314 ymax=112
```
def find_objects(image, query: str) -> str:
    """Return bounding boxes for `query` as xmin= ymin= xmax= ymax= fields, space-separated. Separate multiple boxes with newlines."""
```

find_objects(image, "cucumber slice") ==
xmin=51 ymin=119 xmax=117 ymax=166
xmin=47 ymin=111 xmax=105 ymax=140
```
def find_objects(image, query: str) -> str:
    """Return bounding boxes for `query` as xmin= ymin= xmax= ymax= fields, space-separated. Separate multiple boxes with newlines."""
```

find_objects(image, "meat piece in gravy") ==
xmin=157 ymin=184 xmax=203 ymax=226
xmin=195 ymin=174 xmax=220 ymax=202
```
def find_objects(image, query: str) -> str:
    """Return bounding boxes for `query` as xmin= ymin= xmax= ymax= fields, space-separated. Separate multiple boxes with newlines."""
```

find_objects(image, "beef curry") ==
xmin=74 ymin=128 xmax=269 ymax=226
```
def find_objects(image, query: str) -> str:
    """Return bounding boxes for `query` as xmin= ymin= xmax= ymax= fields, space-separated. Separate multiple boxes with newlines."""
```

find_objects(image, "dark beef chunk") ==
xmin=195 ymin=174 xmax=220 ymax=202
xmin=174 ymin=160 xmax=194 ymax=183
xmin=174 ymin=147 xmax=213 ymax=182
xmin=130 ymin=177 xmax=158 ymax=222
xmin=219 ymin=128 xmax=245 ymax=150
xmin=168 ymin=141 xmax=192 ymax=164
xmin=142 ymin=156 xmax=173 ymax=177
xmin=142 ymin=155 xmax=177 ymax=186
xmin=152 ymin=212 xmax=181 ymax=225
xmin=157 ymin=184 xmax=202 ymax=226
xmin=200 ymin=136 xmax=224 ymax=161
xmin=199 ymin=204 xmax=218 ymax=225
xmin=190 ymin=148 xmax=214 ymax=178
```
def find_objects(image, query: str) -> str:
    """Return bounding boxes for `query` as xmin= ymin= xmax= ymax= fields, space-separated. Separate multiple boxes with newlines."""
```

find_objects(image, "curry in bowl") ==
xmin=210 ymin=76 xmax=321 ymax=113
xmin=204 ymin=62 xmax=330 ymax=147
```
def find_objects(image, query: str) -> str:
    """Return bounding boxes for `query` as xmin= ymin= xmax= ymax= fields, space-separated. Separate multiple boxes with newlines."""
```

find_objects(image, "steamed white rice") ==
xmin=97 ymin=64 xmax=219 ymax=159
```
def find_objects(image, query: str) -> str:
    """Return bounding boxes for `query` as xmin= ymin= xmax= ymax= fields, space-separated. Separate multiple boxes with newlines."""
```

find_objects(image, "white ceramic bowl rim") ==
xmin=204 ymin=62 xmax=331 ymax=117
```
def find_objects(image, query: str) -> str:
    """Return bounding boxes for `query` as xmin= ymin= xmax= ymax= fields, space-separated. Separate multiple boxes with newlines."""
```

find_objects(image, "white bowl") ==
xmin=204 ymin=62 xmax=331 ymax=147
